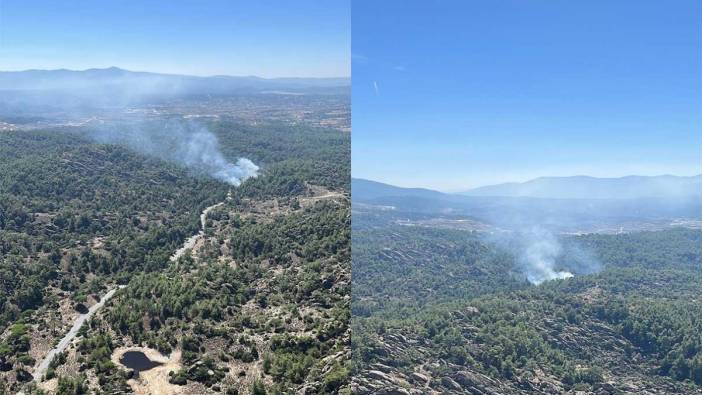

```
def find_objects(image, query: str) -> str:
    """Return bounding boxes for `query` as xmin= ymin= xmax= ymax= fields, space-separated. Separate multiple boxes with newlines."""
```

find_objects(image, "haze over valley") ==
xmin=353 ymin=173 xmax=702 ymax=393
xmin=353 ymin=175 xmax=702 ymax=235
xmin=0 ymin=65 xmax=351 ymax=394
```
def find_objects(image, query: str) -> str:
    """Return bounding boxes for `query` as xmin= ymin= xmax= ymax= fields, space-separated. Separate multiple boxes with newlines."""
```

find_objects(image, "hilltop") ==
xmin=461 ymin=174 xmax=702 ymax=200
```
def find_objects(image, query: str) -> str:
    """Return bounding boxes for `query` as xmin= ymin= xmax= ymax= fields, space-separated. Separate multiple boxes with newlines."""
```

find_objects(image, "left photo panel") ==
xmin=0 ymin=1 xmax=351 ymax=394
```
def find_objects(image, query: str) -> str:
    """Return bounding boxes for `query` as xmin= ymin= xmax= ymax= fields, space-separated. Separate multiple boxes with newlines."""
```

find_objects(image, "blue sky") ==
xmin=352 ymin=0 xmax=702 ymax=191
xmin=0 ymin=0 xmax=349 ymax=77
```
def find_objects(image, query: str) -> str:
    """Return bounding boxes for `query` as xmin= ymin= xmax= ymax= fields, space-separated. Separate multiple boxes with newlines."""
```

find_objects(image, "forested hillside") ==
xmin=0 ymin=129 xmax=225 ymax=327
xmin=352 ymin=210 xmax=702 ymax=394
xmin=1 ymin=109 xmax=350 ymax=394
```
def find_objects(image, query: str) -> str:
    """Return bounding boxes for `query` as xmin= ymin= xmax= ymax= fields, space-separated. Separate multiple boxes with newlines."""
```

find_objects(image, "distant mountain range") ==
xmin=352 ymin=178 xmax=446 ymax=201
xmin=353 ymin=176 xmax=702 ymax=232
xmin=460 ymin=175 xmax=702 ymax=199
xmin=354 ymin=175 xmax=702 ymax=201
xmin=0 ymin=67 xmax=349 ymax=98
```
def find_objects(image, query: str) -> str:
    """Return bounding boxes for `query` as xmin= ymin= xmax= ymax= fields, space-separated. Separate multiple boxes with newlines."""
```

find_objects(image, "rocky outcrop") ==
xmin=353 ymin=318 xmax=702 ymax=395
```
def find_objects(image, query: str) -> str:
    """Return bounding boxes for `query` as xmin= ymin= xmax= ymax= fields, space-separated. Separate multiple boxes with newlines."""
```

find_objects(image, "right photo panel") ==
xmin=351 ymin=1 xmax=702 ymax=394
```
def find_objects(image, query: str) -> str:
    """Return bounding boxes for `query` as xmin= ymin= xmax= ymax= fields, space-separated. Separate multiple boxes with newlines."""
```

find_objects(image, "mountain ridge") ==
xmin=0 ymin=66 xmax=350 ymax=87
xmin=352 ymin=178 xmax=446 ymax=201
xmin=0 ymin=67 xmax=349 ymax=103
xmin=353 ymin=174 xmax=702 ymax=201
xmin=461 ymin=174 xmax=702 ymax=199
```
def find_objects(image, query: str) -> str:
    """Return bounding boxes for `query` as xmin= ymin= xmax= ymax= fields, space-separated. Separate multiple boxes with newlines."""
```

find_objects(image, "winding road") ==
xmin=29 ymin=196 xmax=227 ymax=387
xmin=170 ymin=200 xmax=225 ymax=261
xmin=31 ymin=285 xmax=125 ymax=382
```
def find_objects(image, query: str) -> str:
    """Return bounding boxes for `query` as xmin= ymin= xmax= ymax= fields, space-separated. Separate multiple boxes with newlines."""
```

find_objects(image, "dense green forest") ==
xmin=209 ymin=120 xmax=350 ymax=198
xmin=97 ymin=200 xmax=350 ymax=393
xmin=352 ymin=210 xmax=702 ymax=393
xmin=352 ymin=219 xmax=527 ymax=318
xmin=0 ymin=129 xmax=226 ymax=332
xmin=1 ymin=112 xmax=350 ymax=394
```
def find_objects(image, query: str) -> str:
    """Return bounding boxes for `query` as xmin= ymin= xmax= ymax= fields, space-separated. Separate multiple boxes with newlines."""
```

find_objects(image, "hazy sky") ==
xmin=0 ymin=0 xmax=349 ymax=78
xmin=352 ymin=0 xmax=702 ymax=191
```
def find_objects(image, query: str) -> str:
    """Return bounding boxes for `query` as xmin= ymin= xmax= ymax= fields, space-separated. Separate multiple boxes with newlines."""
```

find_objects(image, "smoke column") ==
xmin=518 ymin=227 xmax=573 ymax=285
xmin=177 ymin=130 xmax=258 ymax=186
xmin=91 ymin=119 xmax=258 ymax=186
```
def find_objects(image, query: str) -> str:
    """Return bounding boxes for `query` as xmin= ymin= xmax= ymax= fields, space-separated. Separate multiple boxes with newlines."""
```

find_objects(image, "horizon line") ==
xmin=0 ymin=66 xmax=351 ymax=80
xmin=354 ymin=172 xmax=702 ymax=194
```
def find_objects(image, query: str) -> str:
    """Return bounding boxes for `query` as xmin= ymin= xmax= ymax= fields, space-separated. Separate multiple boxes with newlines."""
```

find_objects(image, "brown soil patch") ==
xmin=38 ymin=377 xmax=58 ymax=393
xmin=112 ymin=347 xmax=183 ymax=395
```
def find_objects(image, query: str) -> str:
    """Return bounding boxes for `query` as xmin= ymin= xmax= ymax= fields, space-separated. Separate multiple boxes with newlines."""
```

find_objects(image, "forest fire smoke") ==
xmin=519 ymin=228 xmax=574 ymax=285
xmin=91 ymin=119 xmax=258 ymax=186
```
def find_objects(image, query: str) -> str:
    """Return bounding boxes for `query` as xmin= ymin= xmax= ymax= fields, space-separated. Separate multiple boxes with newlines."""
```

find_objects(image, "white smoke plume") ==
xmin=177 ymin=130 xmax=259 ymax=186
xmin=90 ymin=119 xmax=258 ymax=186
xmin=519 ymin=228 xmax=573 ymax=285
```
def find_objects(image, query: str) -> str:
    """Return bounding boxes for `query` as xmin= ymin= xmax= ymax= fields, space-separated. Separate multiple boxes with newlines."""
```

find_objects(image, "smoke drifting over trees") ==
xmin=483 ymin=227 xmax=602 ymax=285
xmin=0 ymin=68 xmax=278 ymax=186
xmin=90 ymin=120 xmax=258 ymax=186
xmin=518 ymin=228 xmax=574 ymax=284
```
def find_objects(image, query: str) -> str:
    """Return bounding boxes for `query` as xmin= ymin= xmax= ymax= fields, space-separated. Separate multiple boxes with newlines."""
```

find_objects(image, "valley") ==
xmin=352 ymin=178 xmax=702 ymax=235
xmin=0 ymin=89 xmax=350 ymax=394
xmin=352 ymin=178 xmax=702 ymax=394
